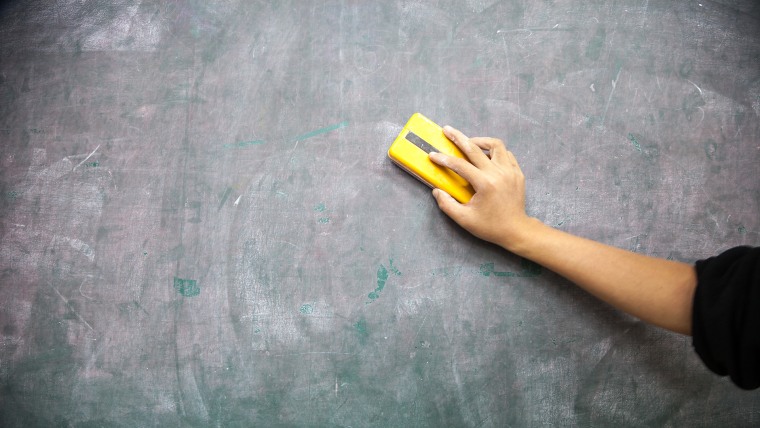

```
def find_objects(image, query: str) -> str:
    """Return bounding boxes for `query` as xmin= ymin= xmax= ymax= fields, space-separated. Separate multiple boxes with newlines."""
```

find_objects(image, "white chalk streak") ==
xmin=601 ymin=68 xmax=623 ymax=126
xmin=50 ymin=283 xmax=94 ymax=331
xmin=73 ymin=145 xmax=100 ymax=170
xmin=79 ymin=279 xmax=94 ymax=300
xmin=271 ymin=352 xmax=354 ymax=357
xmin=686 ymin=79 xmax=704 ymax=96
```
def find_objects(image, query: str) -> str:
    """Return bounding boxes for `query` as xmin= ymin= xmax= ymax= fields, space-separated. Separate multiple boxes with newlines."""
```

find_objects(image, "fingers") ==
xmin=442 ymin=126 xmax=491 ymax=169
xmin=429 ymin=151 xmax=485 ymax=190
xmin=504 ymin=150 xmax=522 ymax=172
xmin=432 ymin=125 xmax=523 ymax=192
xmin=469 ymin=137 xmax=508 ymax=164
xmin=432 ymin=188 xmax=466 ymax=219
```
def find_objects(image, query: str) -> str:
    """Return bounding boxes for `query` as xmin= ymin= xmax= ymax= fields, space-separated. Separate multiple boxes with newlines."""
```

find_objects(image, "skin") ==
xmin=428 ymin=125 xmax=697 ymax=335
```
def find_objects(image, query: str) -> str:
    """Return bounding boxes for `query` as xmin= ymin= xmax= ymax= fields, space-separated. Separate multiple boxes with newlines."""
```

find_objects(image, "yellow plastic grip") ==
xmin=387 ymin=113 xmax=475 ymax=203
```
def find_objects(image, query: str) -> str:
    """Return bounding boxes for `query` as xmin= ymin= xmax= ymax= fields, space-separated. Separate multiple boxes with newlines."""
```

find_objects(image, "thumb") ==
xmin=432 ymin=188 xmax=466 ymax=221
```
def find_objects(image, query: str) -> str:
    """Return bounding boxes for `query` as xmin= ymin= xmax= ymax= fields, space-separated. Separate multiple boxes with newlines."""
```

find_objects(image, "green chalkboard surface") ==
xmin=1 ymin=1 xmax=759 ymax=426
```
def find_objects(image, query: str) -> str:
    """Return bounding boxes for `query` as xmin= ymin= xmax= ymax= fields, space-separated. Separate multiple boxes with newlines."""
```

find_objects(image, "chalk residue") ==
xmin=80 ymin=5 xmax=161 ymax=52
xmin=54 ymin=235 xmax=95 ymax=262
xmin=289 ymin=121 xmax=349 ymax=143
xmin=73 ymin=145 xmax=100 ymax=171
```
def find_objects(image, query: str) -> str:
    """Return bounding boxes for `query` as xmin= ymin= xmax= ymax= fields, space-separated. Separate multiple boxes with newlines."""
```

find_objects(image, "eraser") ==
xmin=387 ymin=113 xmax=474 ymax=203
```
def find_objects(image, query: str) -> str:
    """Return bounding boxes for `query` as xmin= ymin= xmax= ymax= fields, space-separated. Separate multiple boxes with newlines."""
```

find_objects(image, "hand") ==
xmin=430 ymin=126 xmax=698 ymax=335
xmin=429 ymin=126 xmax=536 ymax=250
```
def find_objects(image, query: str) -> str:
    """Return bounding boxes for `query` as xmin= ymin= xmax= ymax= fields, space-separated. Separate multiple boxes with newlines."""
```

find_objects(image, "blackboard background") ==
xmin=1 ymin=1 xmax=759 ymax=426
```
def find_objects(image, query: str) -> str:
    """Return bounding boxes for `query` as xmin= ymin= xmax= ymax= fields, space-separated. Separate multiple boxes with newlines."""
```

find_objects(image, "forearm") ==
xmin=428 ymin=126 xmax=698 ymax=335
xmin=505 ymin=218 xmax=698 ymax=335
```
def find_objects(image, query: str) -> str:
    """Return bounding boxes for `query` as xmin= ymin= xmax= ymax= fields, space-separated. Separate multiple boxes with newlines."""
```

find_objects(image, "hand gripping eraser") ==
xmin=388 ymin=113 xmax=474 ymax=203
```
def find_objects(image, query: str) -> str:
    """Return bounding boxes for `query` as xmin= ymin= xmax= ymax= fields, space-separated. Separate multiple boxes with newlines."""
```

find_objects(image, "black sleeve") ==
xmin=692 ymin=246 xmax=760 ymax=390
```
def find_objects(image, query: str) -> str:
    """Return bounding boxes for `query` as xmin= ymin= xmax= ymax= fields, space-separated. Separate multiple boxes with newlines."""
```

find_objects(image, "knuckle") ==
xmin=482 ymin=176 xmax=499 ymax=191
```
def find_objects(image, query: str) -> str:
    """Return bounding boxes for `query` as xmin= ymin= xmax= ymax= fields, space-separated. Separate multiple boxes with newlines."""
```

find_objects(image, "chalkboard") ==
xmin=1 ymin=0 xmax=759 ymax=426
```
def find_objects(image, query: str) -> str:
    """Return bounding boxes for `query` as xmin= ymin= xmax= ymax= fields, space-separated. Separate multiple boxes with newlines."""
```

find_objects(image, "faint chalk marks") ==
xmin=351 ymin=44 xmax=389 ymax=74
xmin=601 ymin=66 xmax=623 ymax=127
xmin=82 ymin=5 xmax=161 ymax=52
xmin=121 ymin=104 xmax=157 ymax=120
xmin=625 ymin=234 xmax=648 ymax=253
xmin=217 ymin=187 xmax=233 ymax=211
xmin=748 ymin=78 xmax=760 ymax=117
xmin=413 ymin=313 xmax=428 ymax=343
xmin=73 ymin=145 xmax=100 ymax=171
xmin=52 ymin=235 xmax=95 ymax=262
xmin=48 ymin=282 xmax=95 ymax=332
xmin=185 ymin=201 xmax=201 ymax=223
xmin=270 ymin=351 xmax=354 ymax=358
xmin=678 ymin=59 xmax=694 ymax=79
xmin=686 ymin=79 xmax=703 ymax=96
xmin=519 ymin=73 xmax=535 ymax=91
xmin=290 ymin=121 xmax=349 ymax=143
xmin=484 ymin=99 xmax=542 ymax=127
xmin=682 ymin=89 xmax=706 ymax=123
xmin=217 ymin=187 xmax=242 ymax=210
xmin=29 ymin=151 xmax=73 ymax=182
xmin=585 ymin=26 xmax=606 ymax=61
xmin=158 ymin=244 xmax=185 ymax=263
xmin=222 ymin=121 xmax=349 ymax=150
xmin=78 ymin=279 xmax=94 ymax=301
xmin=249 ymin=33 xmax=268 ymax=60
xmin=704 ymin=139 xmax=718 ymax=160
xmin=466 ymin=0 xmax=499 ymax=14
xmin=496 ymin=26 xmax=577 ymax=35
xmin=222 ymin=139 xmax=265 ymax=149
xmin=276 ymin=240 xmax=300 ymax=249
xmin=163 ymin=83 xmax=206 ymax=105
xmin=354 ymin=318 xmax=369 ymax=345
xmin=117 ymin=301 xmax=149 ymax=317
xmin=175 ymin=365 xmax=210 ymax=423
xmin=21 ymin=75 xmax=30 ymax=93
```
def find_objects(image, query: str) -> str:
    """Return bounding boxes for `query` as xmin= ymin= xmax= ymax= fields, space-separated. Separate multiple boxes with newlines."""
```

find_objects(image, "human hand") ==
xmin=428 ymin=126 xmax=537 ymax=251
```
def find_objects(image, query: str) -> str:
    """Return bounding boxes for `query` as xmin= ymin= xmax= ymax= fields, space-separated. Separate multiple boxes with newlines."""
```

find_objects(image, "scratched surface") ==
xmin=1 ymin=0 xmax=759 ymax=426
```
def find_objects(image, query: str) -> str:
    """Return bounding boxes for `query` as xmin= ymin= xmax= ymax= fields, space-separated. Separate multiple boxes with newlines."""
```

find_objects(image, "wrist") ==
xmin=498 ymin=216 xmax=548 ymax=256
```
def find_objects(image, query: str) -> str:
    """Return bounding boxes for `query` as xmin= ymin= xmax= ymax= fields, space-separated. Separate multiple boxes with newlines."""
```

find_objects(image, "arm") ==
xmin=429 ymin=126 xmax=697 ymax=335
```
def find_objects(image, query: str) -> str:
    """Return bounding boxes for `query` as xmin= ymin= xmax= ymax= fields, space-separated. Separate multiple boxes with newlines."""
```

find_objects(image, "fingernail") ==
xmin=443 ymin=125 xmax=452 ymax=133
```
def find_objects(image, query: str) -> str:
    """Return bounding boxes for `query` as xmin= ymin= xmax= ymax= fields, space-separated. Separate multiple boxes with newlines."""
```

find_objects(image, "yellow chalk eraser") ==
xmin=388 ymin=113 xmax=475 ymax=203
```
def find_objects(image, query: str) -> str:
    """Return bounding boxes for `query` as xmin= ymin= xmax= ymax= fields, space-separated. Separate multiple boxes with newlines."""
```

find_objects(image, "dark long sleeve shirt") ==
xmin=692 ymin=246 xmax=760 ymax=390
